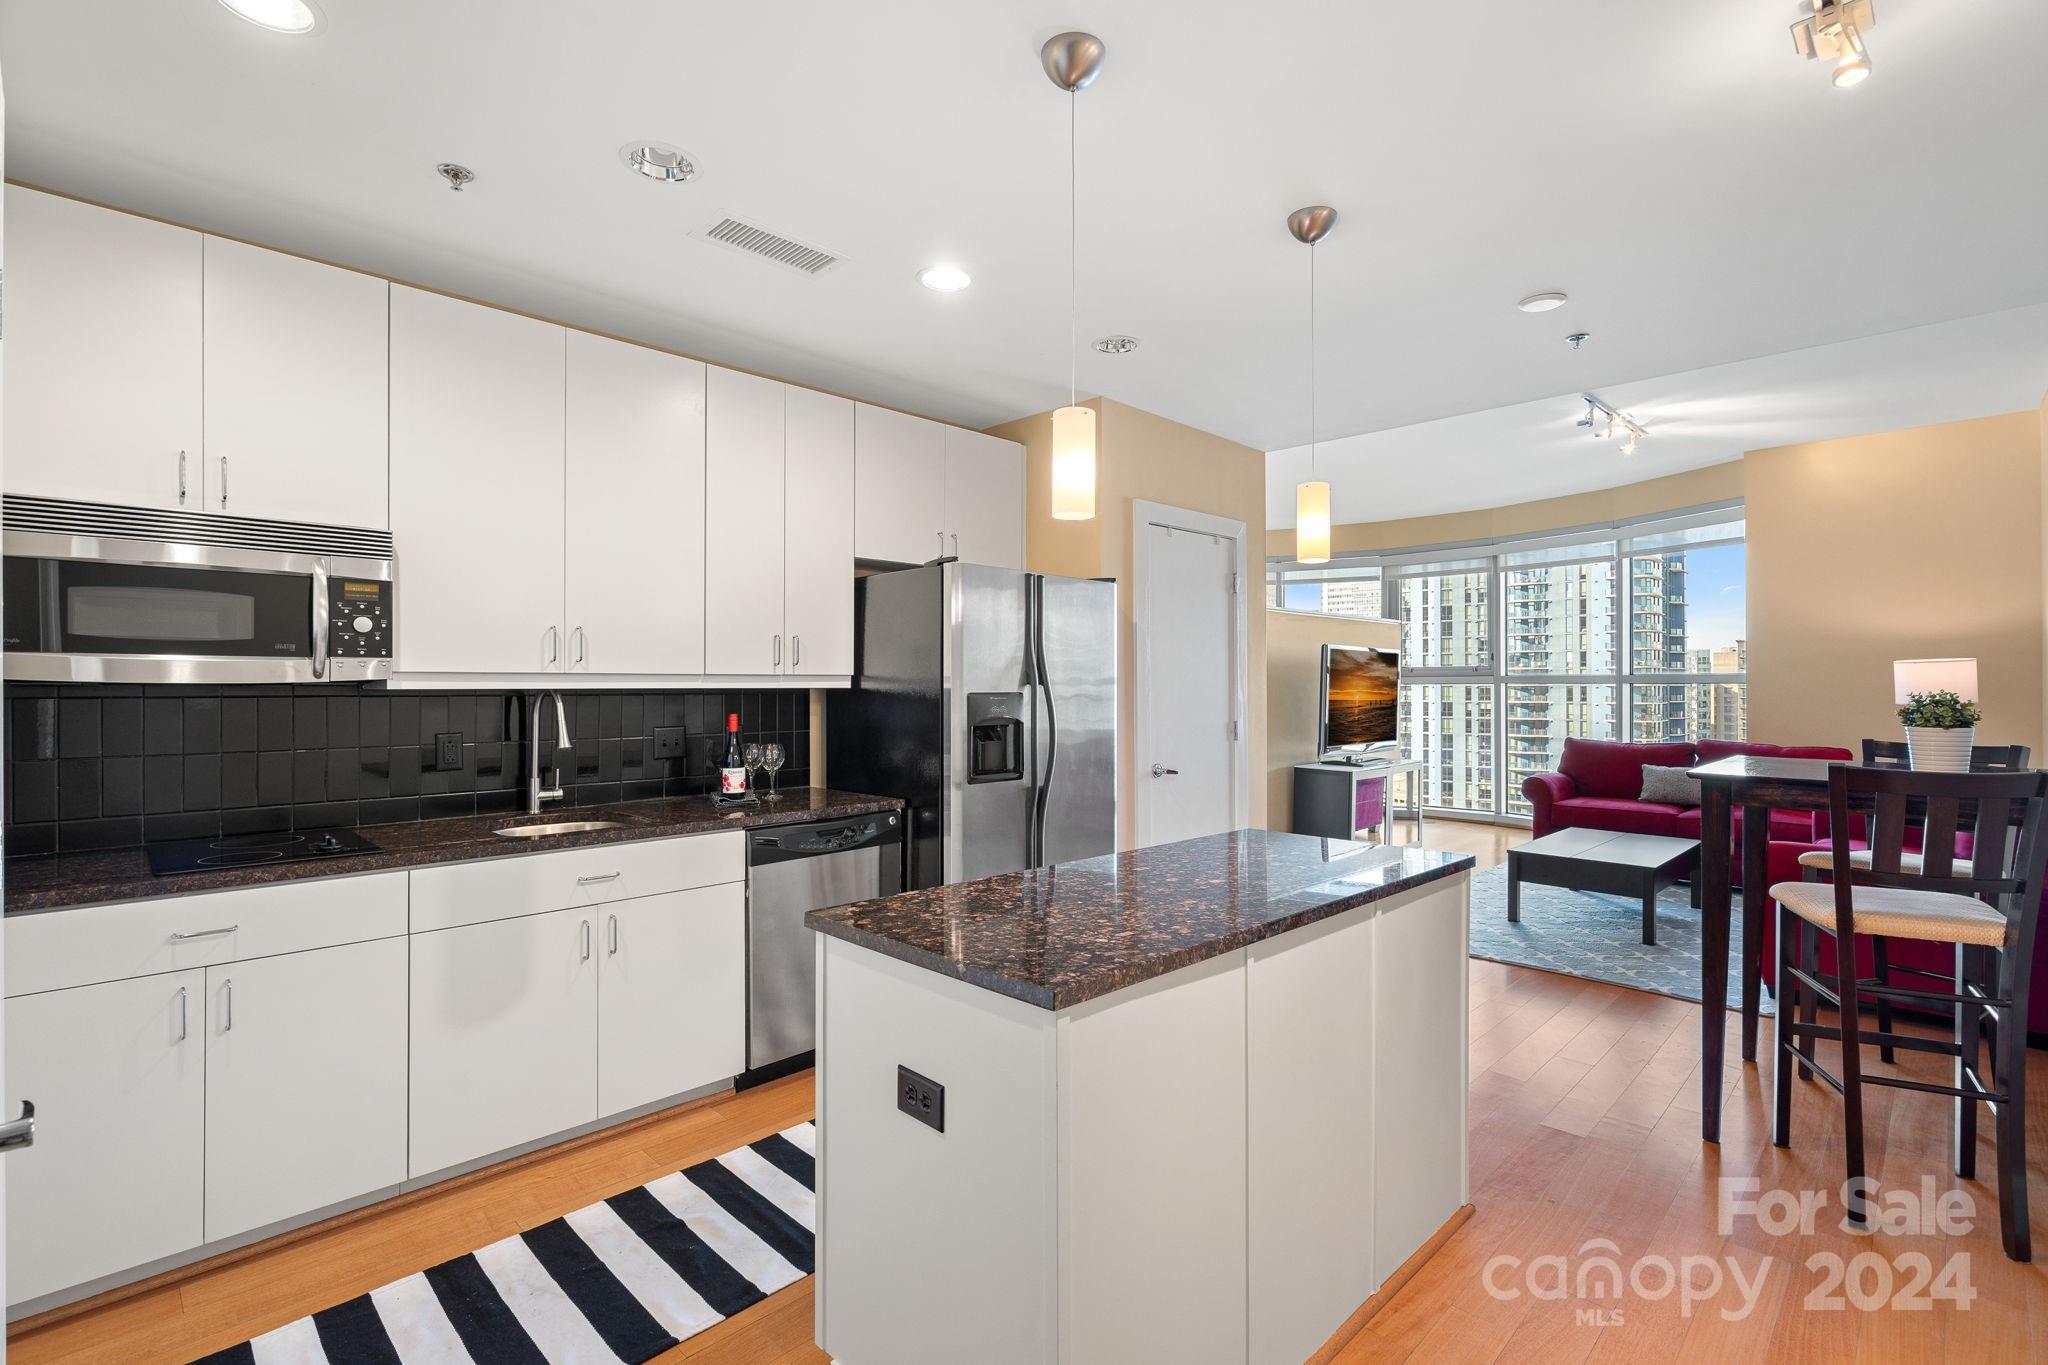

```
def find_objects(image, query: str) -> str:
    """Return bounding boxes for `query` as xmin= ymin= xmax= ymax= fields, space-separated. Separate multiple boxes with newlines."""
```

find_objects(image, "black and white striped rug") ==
xmin=193 ymin=1122 xmax=815 ymax=1364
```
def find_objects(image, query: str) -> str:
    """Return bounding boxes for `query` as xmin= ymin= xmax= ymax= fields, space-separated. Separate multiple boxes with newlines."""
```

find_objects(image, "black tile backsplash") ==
xmin=3 ymin=683 xmax=812 ymax=856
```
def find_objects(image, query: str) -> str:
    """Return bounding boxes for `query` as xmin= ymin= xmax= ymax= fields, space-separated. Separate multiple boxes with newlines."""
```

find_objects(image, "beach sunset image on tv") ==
xmin=1325 ymin=646 xmax=1399 ymax=747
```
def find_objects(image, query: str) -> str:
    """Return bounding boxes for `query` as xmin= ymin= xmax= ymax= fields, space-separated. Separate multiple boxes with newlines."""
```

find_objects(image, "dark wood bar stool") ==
xmin=1796 ymin=742 xmax=2033 ymax=1061
xmin=1771 ymin=763 xmax=2048 ymax=1261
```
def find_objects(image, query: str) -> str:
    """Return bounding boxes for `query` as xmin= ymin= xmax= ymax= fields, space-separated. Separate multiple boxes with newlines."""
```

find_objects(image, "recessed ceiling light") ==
xmin=918 ymin=265 xmax=972 ymax=293
xmin=1517 ymin=291 xmax=1569 ymax=313
xmin=620 ymin=143 xmax=698 ymax=184
xmin=216 ymin=0 xmax=323 ymax=33
xmin=1092 ymin=335 xmax=1139 ymax=355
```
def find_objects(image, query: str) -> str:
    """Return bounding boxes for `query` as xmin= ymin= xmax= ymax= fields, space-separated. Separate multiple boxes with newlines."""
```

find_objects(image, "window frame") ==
xmin=1268 ymin=500 xmax=1747 ymax=823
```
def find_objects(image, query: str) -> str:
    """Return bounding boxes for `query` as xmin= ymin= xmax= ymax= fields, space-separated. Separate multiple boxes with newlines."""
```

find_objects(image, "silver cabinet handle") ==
xmin=222 ymin=978 xmax=234 ymax=1032
xmin=0 ymin=1101 xmax=35 ymax=1154
xmin=792 ymin=635 xmax=801 ymax=668
xmin=608 ymin=913 xmax=619 ymax=956
xmin=311 ymin=556 xmax=330 ymax=680
xmin=937 ymin=530 xmax=945 ymax=558
xmin=1151 ymin=764 xmax=1179 ymax=777
xmin=169 ymin=924 xmax=239 ymax=941
xmin=177 ymin=985 xmax=189 ymax=1042
xmin=951 ymin=532 xmax=959 ymax=558
xmin=546 ymin=626 xmax=560 ymax=667
xmin=576 ymin=871 xmax=620 ymax=885
xmin=773 ymin=634 xmax=782 ymax=669
xmin=178 ymin=451 xmax=189 ymax=505
xmin=219 ymin=455 xmax=229 ymax=509
xmin=580 ymin=920 xmax=592 ymax=962
xmin=572 ymin=626 xmax=586 ymax=667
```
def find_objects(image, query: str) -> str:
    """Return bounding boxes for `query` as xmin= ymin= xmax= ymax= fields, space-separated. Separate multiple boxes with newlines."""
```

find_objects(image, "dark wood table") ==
xmin=1507 ymin=828 xmax=1701 ymax=945
xmin=1687 ymin=755 xmax=1841 ymax=1142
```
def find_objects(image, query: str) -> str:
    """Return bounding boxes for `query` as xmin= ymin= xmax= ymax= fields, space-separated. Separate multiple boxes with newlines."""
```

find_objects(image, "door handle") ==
xmin=177 ymin=985 xmax=189 ymax=1042
xmin=792 ymin=635 xmax=801 ymax=668
xmin=222 ymin=978 xmax=234 ymax=1032
xmin=546 ymin=626 xmax=560 ymax=668
xmin=572 ymin=626 xmax=586 ymax=667
xmin=178 ymin=451 xmax=189 ymax=505
xmin=1151 ymin=764 xmax=1179 ymax=777
xmin=608 ymin=914 xmax=619 ymax=956
xmin=580 ymin=919 xmax=592 ymax=962
xmin=773 ymin=634 xmax=782 ymax=669
xmin=0 ymin=1101 xmax=35 ymax=1154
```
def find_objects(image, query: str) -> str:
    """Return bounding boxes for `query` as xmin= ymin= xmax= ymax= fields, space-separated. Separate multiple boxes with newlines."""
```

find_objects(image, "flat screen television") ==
xmin=1318 ymin=644 xmax=1401 ymax=758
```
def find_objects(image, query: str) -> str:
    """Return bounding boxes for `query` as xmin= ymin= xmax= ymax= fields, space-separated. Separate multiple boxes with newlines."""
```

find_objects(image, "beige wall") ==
xmin=2041 ymin=390 xmax=2048 ymax=747
xmin=989 ymin=398 xmax=1268 ymax=846
xmin=1745 ymin=411 xmax=2043 ymax=756
xmin=1264 ymin=609 xmax=1400 ymax=830
xmin=1267 ymin=462 xmax=1745 ymax=560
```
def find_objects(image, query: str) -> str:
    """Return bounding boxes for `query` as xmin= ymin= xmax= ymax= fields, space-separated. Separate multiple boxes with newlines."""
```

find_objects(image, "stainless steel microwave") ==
xmin=2 ymin=497 xmax=394 ymax=684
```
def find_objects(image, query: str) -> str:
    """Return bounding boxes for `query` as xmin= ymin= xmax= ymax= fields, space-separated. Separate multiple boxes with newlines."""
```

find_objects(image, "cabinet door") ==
xmin=390 ymin=286 xmax=566 ymax=674
xmin=4 ymin=970 xmax=205 ymax=1305
xmin=853 ymin=403 xmax=946 ymax=565
xmin=203 ymin=938 xmax=408 ymax=1242
xmin=566 ymin=332 xmax=706 ymax=675
xmin=597 ymin=885 xmax=745 ymax=1117
xmin=703 ymin=366 xmax=786 ymax=675
xmin=783 ymin=387 xmax=855 ymax=676
xmin=944 ymin=428 xmax=1027 ymax=570
xmin=3 ymin=187 xmax=202 ymax=511
xmin=409 ymin=908 xmax=597 ymax=1176
xmin=203 ymin=236 xmax=390 ymax=530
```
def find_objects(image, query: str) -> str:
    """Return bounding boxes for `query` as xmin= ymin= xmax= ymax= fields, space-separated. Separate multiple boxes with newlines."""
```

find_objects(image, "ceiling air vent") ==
xmin=697 ymin=215 xmax=842 ymax=276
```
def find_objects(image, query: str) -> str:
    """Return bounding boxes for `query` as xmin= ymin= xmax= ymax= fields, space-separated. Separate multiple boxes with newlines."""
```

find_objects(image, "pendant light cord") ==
xmin=1070 ymin=88 xmax=1078 ymax=408
xmin=1309 ymin=240 xmax=1317 ymax=479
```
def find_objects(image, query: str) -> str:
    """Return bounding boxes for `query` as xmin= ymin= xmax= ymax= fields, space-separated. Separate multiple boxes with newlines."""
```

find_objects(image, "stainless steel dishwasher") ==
xmin=746 ymin=811 xmax=902 ymax=1076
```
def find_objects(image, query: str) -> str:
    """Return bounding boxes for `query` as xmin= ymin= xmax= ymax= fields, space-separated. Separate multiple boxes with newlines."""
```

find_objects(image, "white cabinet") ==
xmin=783 ymin=387 xmax=856 ymax=675
xmin=565 ymin=331 xmax=706 ymax=675
xmin=1372 ymin=878 xmax=1469 ymax=1276
xmin=3 ymin=187 xmax=203 ymax=511
xmin=597 ymin=885 xmax=746 ymax=1116
xmin=854 ymin=403 xmax=947 ymax=565
xmin=4 ymin=970 xmax=206 ymax=1305
xmin=203 ymin=938 xmax=409 ymax=1242
xmin=409 ymin=907 xmax=598 ymax=1177
xmin=391 ymin=286 xmax=567 ymax=674
xmin=704 ymin=367 xmax=787 ymax=674
xmin=202 ymin=236 xmax=390 ymax=529
xmin=944 ymin=427 xmax=1026 ymax=570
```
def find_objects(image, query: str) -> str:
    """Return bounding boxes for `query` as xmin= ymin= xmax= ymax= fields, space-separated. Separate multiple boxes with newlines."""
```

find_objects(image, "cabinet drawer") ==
xmin=408 ymin=832 xmax=744 ymax=933
xmin=4 ymin=872 xmax=409 ymax=999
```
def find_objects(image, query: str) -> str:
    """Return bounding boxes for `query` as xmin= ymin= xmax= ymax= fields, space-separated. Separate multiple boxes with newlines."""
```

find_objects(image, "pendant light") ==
xmin=1288 ymin=206 xmax=1338 ymax=565
xmin=1041 ymin=32 xmax=1106 ymax=521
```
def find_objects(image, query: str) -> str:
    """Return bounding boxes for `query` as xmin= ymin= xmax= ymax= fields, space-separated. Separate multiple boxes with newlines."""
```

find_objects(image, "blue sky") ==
xmin=1678 ymin=544 xmax=1746 ymax=654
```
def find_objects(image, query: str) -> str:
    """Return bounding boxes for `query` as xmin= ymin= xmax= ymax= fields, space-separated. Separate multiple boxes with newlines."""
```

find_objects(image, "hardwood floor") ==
xmin=13 ymin=816 xmax=2043 ymax=1364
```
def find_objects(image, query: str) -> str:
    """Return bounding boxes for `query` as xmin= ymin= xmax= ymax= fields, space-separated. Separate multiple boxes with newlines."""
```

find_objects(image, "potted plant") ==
xmin=1897 ymin=689 xmax=1981 ymax=772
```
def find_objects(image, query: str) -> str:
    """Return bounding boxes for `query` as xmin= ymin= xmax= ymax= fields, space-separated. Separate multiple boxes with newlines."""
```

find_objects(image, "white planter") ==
xmin=1905 ymin=726 xmax=1974 ymax=773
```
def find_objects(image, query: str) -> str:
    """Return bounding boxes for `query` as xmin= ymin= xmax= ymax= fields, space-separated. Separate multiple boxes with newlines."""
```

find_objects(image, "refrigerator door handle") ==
xmin=1030 ymin=574 xmax=1057 ymax=868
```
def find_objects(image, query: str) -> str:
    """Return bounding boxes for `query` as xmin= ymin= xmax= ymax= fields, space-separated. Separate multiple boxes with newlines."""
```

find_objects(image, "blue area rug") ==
xmin=1467 ymin=863 xmax=1771 ymax=1015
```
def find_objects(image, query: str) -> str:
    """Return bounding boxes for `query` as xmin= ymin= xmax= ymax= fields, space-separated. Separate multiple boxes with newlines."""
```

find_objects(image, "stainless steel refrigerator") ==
xmin=826 ymin=562 xmax=1117 ymax=890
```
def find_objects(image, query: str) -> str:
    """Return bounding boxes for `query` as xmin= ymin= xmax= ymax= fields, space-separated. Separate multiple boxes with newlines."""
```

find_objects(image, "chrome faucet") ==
xmin=527 ymin=690 xmax=572 ymax=815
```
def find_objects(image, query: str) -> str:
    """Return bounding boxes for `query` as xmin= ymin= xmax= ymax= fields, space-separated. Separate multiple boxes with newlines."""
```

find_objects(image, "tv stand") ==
xmin=1291 ymin=758 xmax=1426 ymax=844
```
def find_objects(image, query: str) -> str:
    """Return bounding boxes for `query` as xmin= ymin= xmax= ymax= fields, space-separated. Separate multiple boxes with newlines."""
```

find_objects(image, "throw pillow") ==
xmin=1639 ymin=764 xmax=1701 ymax=806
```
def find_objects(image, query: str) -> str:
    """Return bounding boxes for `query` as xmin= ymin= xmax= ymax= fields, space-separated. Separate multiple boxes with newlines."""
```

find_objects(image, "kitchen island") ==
xmin=806 ymin=829 xmax=1474 ymax=1365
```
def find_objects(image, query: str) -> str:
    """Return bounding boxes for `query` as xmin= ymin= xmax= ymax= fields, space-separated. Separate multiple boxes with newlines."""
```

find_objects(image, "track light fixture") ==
xmin=1578 ymin=395 xmax=1646 ymax=455
xmin=1791 ymin=0 xmax=1876 ymax=88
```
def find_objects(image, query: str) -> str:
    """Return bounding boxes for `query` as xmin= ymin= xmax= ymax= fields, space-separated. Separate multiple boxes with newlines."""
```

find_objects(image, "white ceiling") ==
xmin=3 ymin=1 xmax=2045 ymax=475
xmin=1267 ymin=303 xmax=2048 ymax=526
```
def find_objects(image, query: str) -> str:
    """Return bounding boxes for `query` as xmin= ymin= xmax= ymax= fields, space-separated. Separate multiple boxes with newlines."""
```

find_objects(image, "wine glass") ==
xmin=742 ymin=743 xmax=762 ymax=793
xmin=762 ymin=743 xmax=786 ymax=799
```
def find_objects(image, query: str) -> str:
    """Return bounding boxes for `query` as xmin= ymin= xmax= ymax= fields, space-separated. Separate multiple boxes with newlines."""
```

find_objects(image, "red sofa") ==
xmin=1522 ymin=737 xmax=1854 ymax=845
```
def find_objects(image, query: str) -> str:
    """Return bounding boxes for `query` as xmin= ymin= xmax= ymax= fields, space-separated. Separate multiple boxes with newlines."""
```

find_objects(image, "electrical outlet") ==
xmin=652 ymin=725 xmax=687 ymax=759
xmin=897 ymin=1065 xmax=944 ymax=1133
xmin=434 ymin=732 xmax=464 ymax=771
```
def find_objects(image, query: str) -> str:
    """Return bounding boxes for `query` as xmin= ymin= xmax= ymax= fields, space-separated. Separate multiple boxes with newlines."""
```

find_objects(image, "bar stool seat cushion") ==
xmin=1770 ymin=880 xmax=2008 ymax=947
xmin=1797 ymin=848 xmax=1975 ymax=877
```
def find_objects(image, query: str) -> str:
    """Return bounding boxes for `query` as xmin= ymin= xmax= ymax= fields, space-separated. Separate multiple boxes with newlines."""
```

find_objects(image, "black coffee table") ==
xmin=1507 ymin=828 xmax=1702 ymax=946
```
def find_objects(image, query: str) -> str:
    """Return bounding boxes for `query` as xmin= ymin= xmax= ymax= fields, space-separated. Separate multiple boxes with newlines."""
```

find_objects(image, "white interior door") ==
xmin=1137 ymin=518 xmax=1241 ymax=847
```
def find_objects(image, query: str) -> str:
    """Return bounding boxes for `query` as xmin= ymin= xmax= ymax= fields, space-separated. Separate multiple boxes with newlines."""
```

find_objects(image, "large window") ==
xmin=1270 ymin=505 xmax=1746 ymax=821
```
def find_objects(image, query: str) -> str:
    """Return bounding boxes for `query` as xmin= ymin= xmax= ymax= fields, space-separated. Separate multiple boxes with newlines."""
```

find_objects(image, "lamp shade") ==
xmin=1893 ymin=657 xmax=1978 ymax=704
xmin=1295 ymin=480 xmax=1331 ymax=565
xmin=1050 ymin=405 xmax=1097 ymax=520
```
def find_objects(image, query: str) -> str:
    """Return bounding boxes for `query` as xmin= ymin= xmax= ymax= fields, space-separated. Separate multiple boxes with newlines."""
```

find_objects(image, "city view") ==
xmin=1279 ymin=541 xmax=1748 ymax=816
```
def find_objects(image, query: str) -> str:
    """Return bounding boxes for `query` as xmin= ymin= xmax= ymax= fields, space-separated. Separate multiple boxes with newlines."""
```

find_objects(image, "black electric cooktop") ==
xmin=145 ymin=828 xmax=381 ymax=877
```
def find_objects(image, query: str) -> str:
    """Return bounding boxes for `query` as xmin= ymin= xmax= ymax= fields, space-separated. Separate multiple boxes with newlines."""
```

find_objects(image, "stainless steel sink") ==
xmin=493 ymin=820 xmax=625 ymax=839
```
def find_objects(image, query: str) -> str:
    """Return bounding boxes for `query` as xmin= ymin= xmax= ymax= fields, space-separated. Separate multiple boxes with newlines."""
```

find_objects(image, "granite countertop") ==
xmin=807 ymin=828 xmax=1473 ymax=1010
xmin=4 ymin=787 xmax=902 ymax=914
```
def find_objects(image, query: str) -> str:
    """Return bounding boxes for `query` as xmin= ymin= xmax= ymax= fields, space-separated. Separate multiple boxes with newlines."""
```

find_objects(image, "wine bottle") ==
xmin=721 ymin=713 xmax=747 ymax=796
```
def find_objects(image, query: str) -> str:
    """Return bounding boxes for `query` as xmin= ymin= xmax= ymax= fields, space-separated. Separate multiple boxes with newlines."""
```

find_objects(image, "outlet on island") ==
xmin=434 ymin=732 xmax=464 ymax=771
xmin=897 ymin=1064 xmax=945 ymax=1133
